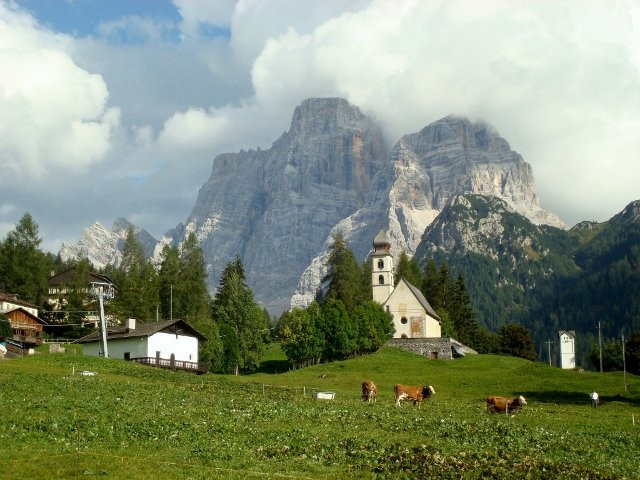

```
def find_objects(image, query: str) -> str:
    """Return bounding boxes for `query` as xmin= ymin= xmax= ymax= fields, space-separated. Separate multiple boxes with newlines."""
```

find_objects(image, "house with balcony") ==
xmin=46 ymin=268 xmax=117 ymax=327
xmin=0 ymin=293 xmax=46 ymax=354
xmin=76 ymin=318 xmax=208 ymax=373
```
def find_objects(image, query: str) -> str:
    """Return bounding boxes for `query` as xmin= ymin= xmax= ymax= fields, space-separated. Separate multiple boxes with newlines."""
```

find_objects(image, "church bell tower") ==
xmin=372 ymin=230 xmax=394 ymax=304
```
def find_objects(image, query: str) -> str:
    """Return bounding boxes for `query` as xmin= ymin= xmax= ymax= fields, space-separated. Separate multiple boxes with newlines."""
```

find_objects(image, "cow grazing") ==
xmin=361 ymin=380 xmax=378 ymax=403
xmin=394 ymin=384 xmax=435 ymax=408
xmin=486 ymin=395 xmax=527 ymax=416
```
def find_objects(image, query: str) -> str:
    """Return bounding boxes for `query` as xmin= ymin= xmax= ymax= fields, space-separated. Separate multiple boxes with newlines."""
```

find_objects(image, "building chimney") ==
xmin=125 ymin=318 xmax=136 ymax=330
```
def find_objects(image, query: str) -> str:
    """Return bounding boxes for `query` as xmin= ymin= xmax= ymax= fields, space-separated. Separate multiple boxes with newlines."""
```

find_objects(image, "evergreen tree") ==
xmin=359 ymin=257 xmax=372 ymax=303
xmin=321 ymin=233 xmax=364 ymax=312
xmin=176 ymin=233 xmax=210 ymax=323
xmin=0 ymin=213 xmax=49 ymax=304
xmin=450 ymin=272 xmax=480 ymax=349
xmin=421 ymin=259 xmax=440 ymax=310
xmin=110 ymin=226 xmax=158 ymax=320
xmin=498 ymin=324 xmax=537 ymax=361
xmin=212 ymin=258 xmax=268 ymax=373
xmin=437 ymin=262 xmax=454 ymax=311
xmin=158 ymin=245 xmax=180 ymax=320
xmin=395 ymin=251 xmax=422 ymax=287
xmin=218 ymin=322 xmax=240 ymax=374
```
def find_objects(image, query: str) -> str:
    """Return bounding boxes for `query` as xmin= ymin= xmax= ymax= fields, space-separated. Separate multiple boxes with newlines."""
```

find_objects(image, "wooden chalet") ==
xmin=0 ymin=293 xmax=46 ymax=354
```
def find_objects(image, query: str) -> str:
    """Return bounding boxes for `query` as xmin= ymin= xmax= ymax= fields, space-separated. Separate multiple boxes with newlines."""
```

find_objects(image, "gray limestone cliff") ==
xmin=290 ymin=113 xmax=565 ymax=308
xmin=165 ymin=98 xmax=387 ymax=310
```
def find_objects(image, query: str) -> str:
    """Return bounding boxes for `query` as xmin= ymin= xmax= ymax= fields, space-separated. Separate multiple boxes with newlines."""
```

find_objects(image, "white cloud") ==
xmin=2 ymin=0 xmax=639 ymax=253
xmin=0 ymin=3 xmax=119 ymax=182
xmin=244 ymin=0 xmax=640 ymax=224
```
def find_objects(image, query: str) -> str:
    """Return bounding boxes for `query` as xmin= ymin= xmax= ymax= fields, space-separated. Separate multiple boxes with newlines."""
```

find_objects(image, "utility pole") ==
xmin=545 ymin=339 xmax=553 ymax=366
xmin=598 ymin=321 xmax=603 ymax=373
xmin=90 ymin=282 xmax=114 ymax=358
xmin=622 ymin=333 xmax=628 ymax=392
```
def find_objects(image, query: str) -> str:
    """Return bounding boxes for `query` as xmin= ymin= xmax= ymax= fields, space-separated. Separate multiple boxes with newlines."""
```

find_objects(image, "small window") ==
xmin=401 ymin=334 xmax=408 ymax=339
xmin=377 ymin=259 xmax=384 ymax=269
xmin=124 ymin=352 xmax=130 ymax=360
xmin=400 ymin=317 xmax=408 ymax=325
xmin=378 ymin=275 xmax=384 ymax=285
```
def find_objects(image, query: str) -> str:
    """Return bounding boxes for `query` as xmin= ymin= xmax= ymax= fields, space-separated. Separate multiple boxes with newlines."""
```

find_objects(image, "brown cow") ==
xmin=486 ymin=395 xmax=527 ymax=416
xmin=361 ymin=380 xmax=377 ymax=403
xmin=394 ymin=384 xmax=435 ymax=408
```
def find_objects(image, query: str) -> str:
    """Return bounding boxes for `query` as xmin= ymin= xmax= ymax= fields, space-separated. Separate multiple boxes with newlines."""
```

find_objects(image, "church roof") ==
xmin=373 ymin=230 xmax=392 ymax=255
xmin=401 ymin=278 xmax=441 ymax=322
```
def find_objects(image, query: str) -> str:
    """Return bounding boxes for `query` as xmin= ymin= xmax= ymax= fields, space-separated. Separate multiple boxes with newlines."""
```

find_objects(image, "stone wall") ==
xmin=386 ymin=337 xmax=477 ymax=360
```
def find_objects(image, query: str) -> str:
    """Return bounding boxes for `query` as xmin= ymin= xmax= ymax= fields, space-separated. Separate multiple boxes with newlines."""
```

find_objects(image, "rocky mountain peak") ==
xmin=288 ymin=97 xmax=368 ymax=135
xmin=59 ymin=219 xmax=157 ymax=269
xmin=404 ymin=116 xmax=510 ymax=154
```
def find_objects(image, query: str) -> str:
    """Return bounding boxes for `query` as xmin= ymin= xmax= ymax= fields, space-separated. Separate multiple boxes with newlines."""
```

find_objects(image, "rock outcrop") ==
xmin=165 ymin=98 xmax=387 ymax=309
xmin=59 ymin=218 xmax=157 ymax=269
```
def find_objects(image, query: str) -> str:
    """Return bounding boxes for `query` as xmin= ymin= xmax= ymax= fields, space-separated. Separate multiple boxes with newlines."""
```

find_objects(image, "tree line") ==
xmin=6 ymin=213 xmax=638 ymax=372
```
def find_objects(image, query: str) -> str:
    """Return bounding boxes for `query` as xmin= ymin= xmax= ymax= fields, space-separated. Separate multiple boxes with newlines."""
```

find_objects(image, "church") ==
xmin=371 ymin=230 xmax=442 ymax=339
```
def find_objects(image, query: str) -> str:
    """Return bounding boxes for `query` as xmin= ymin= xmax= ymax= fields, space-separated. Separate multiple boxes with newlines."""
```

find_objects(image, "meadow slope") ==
xmin=1 ymin=346 xmax=639 ymax=479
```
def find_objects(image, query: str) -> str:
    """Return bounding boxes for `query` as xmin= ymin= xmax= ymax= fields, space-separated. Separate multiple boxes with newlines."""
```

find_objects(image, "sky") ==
xmin=1 ymin=0 xmax=639 ymax=253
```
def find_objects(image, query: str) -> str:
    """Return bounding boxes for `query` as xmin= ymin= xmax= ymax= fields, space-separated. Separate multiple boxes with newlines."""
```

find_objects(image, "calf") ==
xmin=486 ymin=395 xmax=527 ymax=416
xmin=361 ymin=380 xmax=378 ymax=403
xmin=394 ymin=384 xmax=435 ymax=408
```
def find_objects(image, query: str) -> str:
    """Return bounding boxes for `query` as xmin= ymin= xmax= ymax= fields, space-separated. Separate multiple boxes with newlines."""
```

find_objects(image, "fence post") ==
xmin=303 ymin=386 xmax=306 ymax=398
xmin=262 ymin=384 xmax=265 ymax=395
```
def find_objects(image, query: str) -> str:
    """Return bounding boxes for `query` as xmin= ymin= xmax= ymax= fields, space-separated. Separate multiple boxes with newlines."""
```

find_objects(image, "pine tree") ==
xmin=177 ymin=233 xmax=210 ymax=323
xmin=437 ymin=262 xmax=454 ymax=311
xmin=0 ymin=213 xmax=49 ymax=304
xmin=421 ymin=259 xmax=440 ymax=310
xmin=395 ymin=251 xmax=422 ymax=287
xmin=321 ymin=233 xmax=364 ymax=312
xmin=111 ymin=226 xmax=158 ymax=320
xmin=158 ymin=245 xmax=180 ymax=320
xmin=450 ymin=272 xmax=480 ymax=348
xmin=212 ymin=258 xmax=268 ymax=373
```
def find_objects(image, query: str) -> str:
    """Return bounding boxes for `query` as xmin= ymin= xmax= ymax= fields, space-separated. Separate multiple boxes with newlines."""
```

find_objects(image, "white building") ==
xmin=558 ymin=330 xmax=576 ymax=369
xmin=371 ymin=230 xmax=441 ymax=338
xmin=77 ymin=318 xmax=207 ymax=372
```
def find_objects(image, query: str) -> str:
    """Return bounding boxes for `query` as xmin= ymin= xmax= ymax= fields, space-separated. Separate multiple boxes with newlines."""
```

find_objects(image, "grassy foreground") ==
xmin=1 ymin=345 xmax=639 ymax=479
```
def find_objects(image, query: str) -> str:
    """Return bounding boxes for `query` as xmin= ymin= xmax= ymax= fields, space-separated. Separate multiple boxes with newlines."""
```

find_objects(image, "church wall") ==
xmin=385 ymin=282 xmax=441 ymax=338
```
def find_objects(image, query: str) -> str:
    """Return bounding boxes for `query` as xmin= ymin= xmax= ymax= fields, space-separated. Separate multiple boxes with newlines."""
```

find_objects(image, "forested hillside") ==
xmin=415 ymin=196 xmax=640 ymax=367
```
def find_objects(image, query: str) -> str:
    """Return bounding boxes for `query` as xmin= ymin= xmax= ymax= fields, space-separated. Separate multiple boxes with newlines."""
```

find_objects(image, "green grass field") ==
xmin=1 ymin=345 xmax=639 ymax=479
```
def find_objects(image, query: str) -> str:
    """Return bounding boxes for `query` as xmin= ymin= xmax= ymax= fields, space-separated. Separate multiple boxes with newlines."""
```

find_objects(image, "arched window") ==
xmin=400 ymin=317 xmax=408 ymax=325
xmin=377 ymin=259 xmax=384 ymax=270
xmin=378 ymin=275 xmax=384 ymax=285
xmin=401 ymin=334 xmax=408 ymax=339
